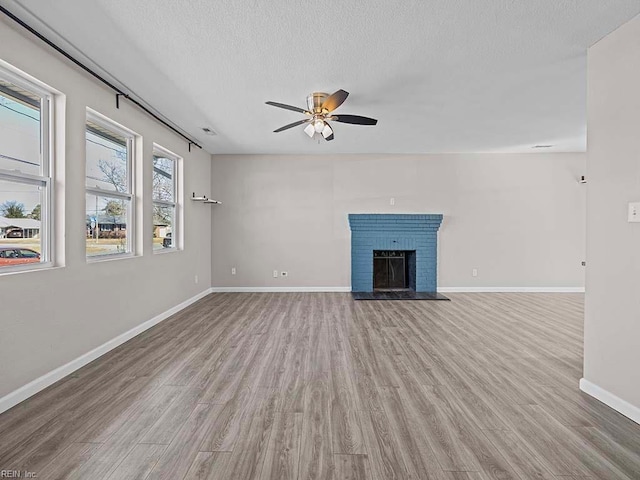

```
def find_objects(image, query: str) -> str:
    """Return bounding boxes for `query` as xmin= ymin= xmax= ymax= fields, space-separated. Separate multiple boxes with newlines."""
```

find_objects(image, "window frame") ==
xmin=0 ymin=64 xmax=54 ymax=274
xmin=85 ymin=109 xmax=136 ymax=261
xmin=152 ymin=144 xmax=180 ymax=253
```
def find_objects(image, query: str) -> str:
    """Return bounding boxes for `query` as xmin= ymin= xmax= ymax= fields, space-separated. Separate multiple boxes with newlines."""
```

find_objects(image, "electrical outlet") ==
xmin=273 ymin=270 xmax=278 ymax=278
xmin=628 ymin=202 xmax=640 ymax=223
xmin=194 ymin=275 xmax=199 ymax=284
xmin=472 ymin=268 xmax=478 ymax=277
xmin=281 ymin=271 xmax=288 ymax=277
xmin=390 ymin=197 xmax=395 ymax=206
xmin=231 ymin=267 xmax=236 ymax=275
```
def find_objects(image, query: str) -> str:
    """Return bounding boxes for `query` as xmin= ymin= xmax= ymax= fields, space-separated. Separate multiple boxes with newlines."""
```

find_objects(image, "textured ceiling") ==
xmin=4 ymin=0 xmax=640 ymax=154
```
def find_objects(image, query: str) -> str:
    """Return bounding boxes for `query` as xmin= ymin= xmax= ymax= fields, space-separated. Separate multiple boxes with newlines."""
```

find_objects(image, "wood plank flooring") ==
xmin=1 ymin=293 xmax=639 ymax=479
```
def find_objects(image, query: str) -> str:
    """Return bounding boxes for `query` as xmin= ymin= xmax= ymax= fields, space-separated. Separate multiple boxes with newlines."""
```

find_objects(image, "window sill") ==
xmin=154 ymin=247 xmax=180 ymax=255
xmin=0 ymin=262 xmax=61 ymax=276
xmin=86 ymin=252 xmax=138 ymax=264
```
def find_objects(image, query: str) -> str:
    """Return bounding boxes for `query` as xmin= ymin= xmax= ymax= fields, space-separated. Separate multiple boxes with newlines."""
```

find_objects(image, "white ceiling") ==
xmin=4 ymin=0 xmax=640 ymax=154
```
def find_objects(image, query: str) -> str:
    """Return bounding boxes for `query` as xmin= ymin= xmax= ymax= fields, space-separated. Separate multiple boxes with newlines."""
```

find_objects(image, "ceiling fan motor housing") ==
xmin=307 ymin=92 xmax=329 ymax=113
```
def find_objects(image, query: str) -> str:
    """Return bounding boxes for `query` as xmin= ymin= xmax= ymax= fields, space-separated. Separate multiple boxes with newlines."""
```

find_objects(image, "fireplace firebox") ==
xmin=373 ymin=251 xmax=417 ymax=290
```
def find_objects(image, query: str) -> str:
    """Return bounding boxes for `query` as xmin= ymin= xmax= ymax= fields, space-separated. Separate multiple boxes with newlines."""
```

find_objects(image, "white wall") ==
xmin=0 ymin=18 xmax=212 ymax=402
xmin=583 ymin=14 xmax=640 ymax=420
xmin=211 ymin=153 xmax=586 ymax=290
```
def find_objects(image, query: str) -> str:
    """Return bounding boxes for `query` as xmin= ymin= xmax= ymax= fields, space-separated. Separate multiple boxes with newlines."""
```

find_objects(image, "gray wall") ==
xmin=211 ymin=153 xmax=586 ymax=289
xmin=584 ymin=14 xmax=640 ymax=411
xmin=0 ymin=18 xmax=212 ymax=400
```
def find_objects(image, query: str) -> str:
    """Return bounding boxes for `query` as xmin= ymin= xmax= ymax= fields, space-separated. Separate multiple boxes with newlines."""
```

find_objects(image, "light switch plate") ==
xmin=628 ymin=202 xmax=640 ymax=222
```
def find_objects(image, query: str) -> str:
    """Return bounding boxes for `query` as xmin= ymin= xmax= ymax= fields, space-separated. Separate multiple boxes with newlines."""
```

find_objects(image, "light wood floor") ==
xmin=1 ymin=293 xmax=639 ymax=479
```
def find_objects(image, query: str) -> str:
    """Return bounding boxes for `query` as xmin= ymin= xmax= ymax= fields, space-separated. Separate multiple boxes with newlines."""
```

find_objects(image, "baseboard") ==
xmin=438 ymin=287 xmax=585 ymax=293
xmin=208 ymin=286 xmax=585 ymax=293
xmin=0 ymin=288 xmax=213 ymax=415
xmin=209 ymin=286 xmax=352 ymax=292
xmin=580 ymin=378 xmax=640 ymax=425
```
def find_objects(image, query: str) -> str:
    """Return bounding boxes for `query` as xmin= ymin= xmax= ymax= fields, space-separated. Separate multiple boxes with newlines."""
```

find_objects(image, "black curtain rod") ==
xmin=0 ymin=5 xmax=203 ymax=151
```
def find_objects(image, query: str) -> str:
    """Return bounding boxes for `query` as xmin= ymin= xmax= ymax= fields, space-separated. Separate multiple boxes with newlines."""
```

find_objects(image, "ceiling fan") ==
xmin=265 ymin=89 xmax=377 ymax=141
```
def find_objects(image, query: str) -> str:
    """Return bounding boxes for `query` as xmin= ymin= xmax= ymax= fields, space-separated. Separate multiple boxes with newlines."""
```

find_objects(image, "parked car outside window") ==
xmin=0 ymin=246 xmax=40 ymax=265
xmin=6 ymin=229 xmax=24 ymax=238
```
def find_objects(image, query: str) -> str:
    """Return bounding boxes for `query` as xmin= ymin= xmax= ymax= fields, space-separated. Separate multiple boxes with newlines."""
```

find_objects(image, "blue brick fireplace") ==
xmin=348 ymin=214 xmax=444 ymax=293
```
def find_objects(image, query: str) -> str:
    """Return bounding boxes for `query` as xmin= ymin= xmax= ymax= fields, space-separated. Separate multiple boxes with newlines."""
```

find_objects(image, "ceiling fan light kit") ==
xmin=303 ymin=123 xmax=315 ymax=137
xmin=266 ymin=89 xmax=377 ymax=142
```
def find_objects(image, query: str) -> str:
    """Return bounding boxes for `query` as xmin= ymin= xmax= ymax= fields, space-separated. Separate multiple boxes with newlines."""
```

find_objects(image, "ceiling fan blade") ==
xmin=273 ymin=119 xmax=309 ymax=133
xmin=321 ymin=123 xmax=334 ymax=141
xmin=265 ymin=101 xmax=310 ymax=115
xmin=321 ymin=89 xmax=349 ymax=112
xmin=332 ymin=114 xmax=378 ymax=126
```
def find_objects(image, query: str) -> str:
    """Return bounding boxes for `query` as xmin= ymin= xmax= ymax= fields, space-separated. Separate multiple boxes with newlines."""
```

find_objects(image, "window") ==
xmin=0 ymin=67 xmax=52 ymax=271
xmin=85 ymin=111 xmax=135 ymax=258
xmin=152 ymin=145 xmax=180 ymax=251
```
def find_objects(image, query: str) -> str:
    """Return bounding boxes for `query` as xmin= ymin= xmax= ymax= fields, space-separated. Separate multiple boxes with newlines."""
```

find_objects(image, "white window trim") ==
xmin=152 ymin=143 xmax=181 ymax=253
xmin=85 ymin=109 xmax=137 ymax=262
xmin=0 ymin=64 xmax=54 ymax=275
